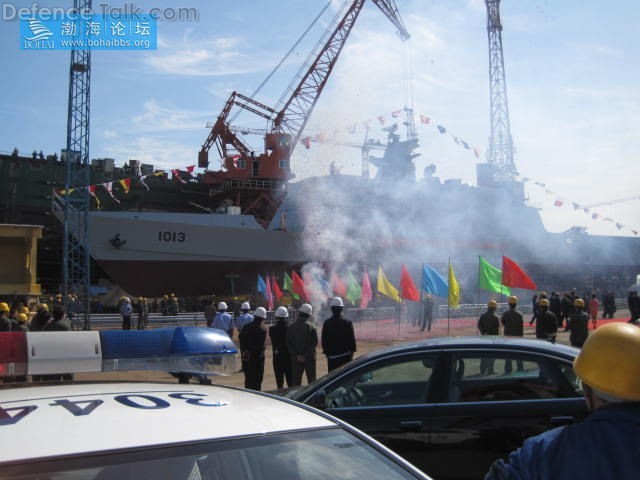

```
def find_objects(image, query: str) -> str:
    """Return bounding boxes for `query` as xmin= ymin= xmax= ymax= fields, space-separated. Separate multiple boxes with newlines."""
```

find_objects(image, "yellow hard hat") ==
xmin=574 ymin=322 xmax=640 ymax=401
xmin=487 ymin=300 xmax=497 ymax=308
xmin=138 ymin=297 xmax=143 ymax=301
xmin=538 ymin=298 xmax=550 ymax=307
xmin=574 ymin=298 xmax=585 ymax=308
xmin=0 ymin=302 xmax=9 ymax=312
xmin=17 ymin=313 xmax=29 ymax=322
xmin=163 ymin=295 xmax=169 ymax=300
xmin=56 ymin=293 xmax=62 ymax=298
xmin=38 ymin=303 xmax=49 ymax=311
xmin=20 ymin=306 xmax=30 ymax=314
xmin=508 ymin=295 xmax=518 ymax=305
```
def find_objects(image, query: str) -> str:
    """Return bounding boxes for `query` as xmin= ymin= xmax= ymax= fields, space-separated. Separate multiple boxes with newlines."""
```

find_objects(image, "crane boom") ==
xmin=198 ymin=0 xmax=408 ymax=169
xmin=274 ymin=0 xmax=409 ymax=150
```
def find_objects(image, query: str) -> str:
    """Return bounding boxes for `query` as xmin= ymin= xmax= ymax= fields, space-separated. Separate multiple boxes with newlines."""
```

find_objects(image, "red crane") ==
xmin=199 ymin=0 xmax=409 ymax=174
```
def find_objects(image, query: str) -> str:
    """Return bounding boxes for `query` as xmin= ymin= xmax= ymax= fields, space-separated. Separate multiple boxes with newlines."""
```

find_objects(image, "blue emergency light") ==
xmin=0 ymin=327 xmax=237 ymax=378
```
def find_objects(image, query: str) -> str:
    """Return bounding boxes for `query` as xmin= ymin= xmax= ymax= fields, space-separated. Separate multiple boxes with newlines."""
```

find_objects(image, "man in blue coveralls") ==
xmin=485 ymin=322 xmax=640 ymax=480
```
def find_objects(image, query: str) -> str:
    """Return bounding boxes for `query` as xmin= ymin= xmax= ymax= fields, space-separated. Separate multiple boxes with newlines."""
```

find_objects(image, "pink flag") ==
xmin=377 ymin=115 xmax=385 ymax=125
xmin=265 ymin=274 xmax=274 ymax=310
xmin=360 ymin=266 xmax=372 ymax=308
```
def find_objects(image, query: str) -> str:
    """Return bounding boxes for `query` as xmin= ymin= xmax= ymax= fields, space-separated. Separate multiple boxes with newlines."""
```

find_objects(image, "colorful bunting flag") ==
xmin=502 ymin=256 xmax=537 ymax=290
xmin=422 ymin=264 xmax=449 ymax=298
xmin=118 ymin=178 xmax=130 ymax=194
xmin=377 ymin=266 xmax=401 ymax=303
xmin=292 ymin=271 xmax=309 ymax=302
xmin=87 ymin=185 xmax=100 ymax=208
xmin=271 ymin=275 xmax=283 ymax=302
xmin=479 ymin=256 xmax=511 ymax=295
xmin=391 ymin=110 xmax=402 ymax=118
xmin=360 ymin=266 xmax=372 ymax=308
xmin=257 ymin=274 xmax=267 ymax=297
xmin=400 ymin=264 xmax=420 ymax=301
xmin=554 ymin=199 xmax=564 ymax=207
xmin=265 ymin=274 xmax=274 ymax=310
xmin=377 ymin=115 xmax=385 ymax=125
xmin=448 ymin=263 xmax=460 ymax=308
xmin=139 ymin=176 xmax=150 ymax=191
xmin=103 ymin=182 xmax=120 ymax=204
xmin=302 ymin=137 xmax=311 ymax=149
xmin=283 ymin=272 xmax=299 ymax=300
xmin=330 ymin=272 xmax=347 ymax=298
xmin=437 ymin=125 xmax=446 ymax=134
xmin=419 ymin=114 xmax=430 ymax=124
xmin=346 ymin=271 xmax=362 ymax=306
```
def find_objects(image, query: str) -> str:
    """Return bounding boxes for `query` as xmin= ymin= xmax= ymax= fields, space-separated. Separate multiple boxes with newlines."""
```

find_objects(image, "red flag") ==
xmin=185 ymin=165 xmax=196 ymax=174
xmin=302 ymin=136 xmax=311 ymax=149
xmin=330 ymin=272 xmax=347 ymax=298
xmin=400 ymin=264 xmax=420 ymax=301
xmin=419 ymin=114 xmax=430 ymax=125
xmin=271 ymin=275 xmax=283 ymax=302
xmin=292 ymin=271 xmax=309 ymax=302
xmin=502 ymin=256 xmax=538 ymax=290
xmin=360 ymin=266 xmax=372 ymax=308
xmin=554 ymin=199 xmax=564 ymax=207
xmin=171 ymin=169 xmax=187 ymax=184
xmin=265 ymin=274 xmax=274 ymax=310
xmin=391 ymin=110 xmax=402 ymax=117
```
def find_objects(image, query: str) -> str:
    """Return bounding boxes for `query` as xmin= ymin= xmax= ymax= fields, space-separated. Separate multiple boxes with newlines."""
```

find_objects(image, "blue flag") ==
xmin=422 ymin=264 xmax=449 ymax=298
xmin=257 ymin=274 xmax=267 ymax=296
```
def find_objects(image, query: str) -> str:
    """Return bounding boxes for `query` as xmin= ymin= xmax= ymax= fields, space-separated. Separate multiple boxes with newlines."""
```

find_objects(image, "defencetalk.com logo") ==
xmin=24 ymin=17 xmax=54 ymax=41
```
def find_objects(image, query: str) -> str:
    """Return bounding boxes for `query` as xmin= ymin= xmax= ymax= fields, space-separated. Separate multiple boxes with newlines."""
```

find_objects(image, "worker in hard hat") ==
xmin=136 ymin=297 xmax=149 ymax=330
xmin=0 ymin=302 xmax=14 ymax=331
xmin=502 ymin=296 xmax=524 ymax=372
xmin=321 ymin=297 xmax=357 ymax=373
xmin=286 ymin=303 xmax=317 ymax=387
xmin=160 ymin=294 xmax=169 ymax=316
xmin=270 ymin=306 xmax=292 ymax=389
xmin=239 ymin=306 xmax=268 ymax=391
xmin=485 ymin=322 xmax=640 ymax=479
xmin=478 ymin=300 xmax=500 ymax=375
xmin=167 ymin=294 xmax=179 ymax=317
xmin=533 ymin=298 xmax=558 ymax=343
xmin=568 ymin=298 xmax=590 ymax=348
xmin=14 ymin=313 xmax=29 ymax=332
xmin=30 ymin=303 xmax=51 ymax=331
xmin=211 ymin=301 xmax=234 ymax=338
xmin=235 ymin=302 xmax=254 ymax=373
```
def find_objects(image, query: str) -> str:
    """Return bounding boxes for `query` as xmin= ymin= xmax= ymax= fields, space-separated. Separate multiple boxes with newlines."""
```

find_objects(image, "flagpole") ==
xmin=477 ymin=256 xmax=481 ymax=332
xmin=420 ymin=263 xmax=424 ymax=338
xmin=447 ymin=257 xmax=451 ymax=336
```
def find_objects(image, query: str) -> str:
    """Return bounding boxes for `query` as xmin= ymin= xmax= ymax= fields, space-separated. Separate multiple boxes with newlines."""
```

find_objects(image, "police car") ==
xmin=0 ymin=327 xmax=432 ymax=479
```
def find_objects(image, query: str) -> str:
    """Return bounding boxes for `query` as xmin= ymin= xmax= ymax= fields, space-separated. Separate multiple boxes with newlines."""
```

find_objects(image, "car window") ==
xmin=446 ymin=352 xmax=569 ymax=402
xmin=558 ymin=363 xmax=583 ymax=395
xmin=324 ymin=355 xmax=436 ymax=408
xmin=2 ymin=429 xmax=423 ymax=480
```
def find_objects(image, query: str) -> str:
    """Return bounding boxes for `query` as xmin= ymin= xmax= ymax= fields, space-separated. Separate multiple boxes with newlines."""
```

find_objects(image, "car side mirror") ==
xmin=308 ymin=390 xmax=326 ymax=409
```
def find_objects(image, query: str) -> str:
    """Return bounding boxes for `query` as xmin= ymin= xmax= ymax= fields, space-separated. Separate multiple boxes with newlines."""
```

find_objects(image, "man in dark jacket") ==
xmin=568 ymin=298 xmax=590 ymax=347
xmin=501 ymin=296 xmax=524 ymax=372
xmin=286 ymin=303 xmax=317 ymax=386
xmin=533 ymin=298 xmax=558 ymax=343
xmin=269 ymin=306 xmax=292 ymax=389
xmin=239 ymin=306 xmax=267 ymax=391
xmin=485 ymin=322 xmax=640 ymax=480
xmin=321 ymin=297 xmax=357 ymax=372
xmin=44 ymin=305 xmax=72 ymax=331
xmin=478 ymin=300 xmax=500 ymax=374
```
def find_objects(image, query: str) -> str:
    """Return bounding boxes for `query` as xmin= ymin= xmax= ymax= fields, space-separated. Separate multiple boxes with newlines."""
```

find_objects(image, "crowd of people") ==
xmin=203 ymin=296 xmax=356 ymax=392
xmin=0 ymin=297 xmax=72 ymax=333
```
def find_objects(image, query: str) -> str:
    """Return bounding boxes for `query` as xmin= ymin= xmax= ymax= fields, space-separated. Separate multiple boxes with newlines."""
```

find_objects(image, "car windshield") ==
xmin=3 ymin=428 xmax=422 ymax=480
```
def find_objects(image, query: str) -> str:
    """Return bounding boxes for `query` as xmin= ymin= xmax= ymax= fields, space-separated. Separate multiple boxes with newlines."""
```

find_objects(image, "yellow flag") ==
xmin=118 ymin=179 xmax=130 ymax=194
xmin=448 ymin=263 xmax=460 ymax=308
xmin=377 ymin=266 xmax=401 ymax=303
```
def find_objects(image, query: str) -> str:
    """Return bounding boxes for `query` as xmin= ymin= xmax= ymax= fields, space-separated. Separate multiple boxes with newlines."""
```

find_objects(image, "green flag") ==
xmin=346 ymin=271 xmax=362 ymax=306
xmin=479 ymin=256 xmax=511 ymax=295
xmin=283 ymin=272 xmax=299 ymax=300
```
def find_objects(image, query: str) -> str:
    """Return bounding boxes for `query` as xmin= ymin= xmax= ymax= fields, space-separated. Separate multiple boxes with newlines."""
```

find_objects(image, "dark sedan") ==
xmin=283 ymin=336 xmax=588 ymax=480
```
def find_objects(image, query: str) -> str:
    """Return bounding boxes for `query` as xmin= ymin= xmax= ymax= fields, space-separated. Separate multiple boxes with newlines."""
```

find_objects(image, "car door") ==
xmin=305 ymin=351 xmax=442 ymax=473
xmin=426 ymin=348 xmax=588 ymax=480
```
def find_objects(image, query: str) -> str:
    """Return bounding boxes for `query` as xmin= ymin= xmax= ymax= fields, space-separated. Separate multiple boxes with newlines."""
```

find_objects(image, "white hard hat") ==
xmin=299 ymin=303 xmax=313 ymax=315
xmin=217 ymin=301 xmax=228 ymax=310
xmin=241 ymin=302 xmax=250 ymax=311
xmin=330 ymin=297 xmax=344 ymax=307
xmin=275 ymin=306 xmax=289 ymax=318
xmin=254 ymin=307 xmax=267 ymax=319
xmin=123 ymin=297 xmax=130 ymax=303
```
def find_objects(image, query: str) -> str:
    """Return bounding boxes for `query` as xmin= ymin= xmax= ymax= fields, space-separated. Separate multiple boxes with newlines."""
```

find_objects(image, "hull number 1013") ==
xmin=158 ymin=231 xmax=186 ymax=242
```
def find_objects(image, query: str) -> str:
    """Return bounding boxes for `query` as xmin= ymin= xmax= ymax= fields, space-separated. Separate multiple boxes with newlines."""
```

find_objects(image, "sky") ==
xmin=1 ymin=0 xmax=638 ymax=237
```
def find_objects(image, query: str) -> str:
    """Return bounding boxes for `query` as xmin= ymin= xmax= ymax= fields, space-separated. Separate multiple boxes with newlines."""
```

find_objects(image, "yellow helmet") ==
xmin=38 ymin=303 xmax=49 ymax=311
xmin=138 ymin=297 xmax=144 ymax=301
xmin=163 ymin=295 xmax=169 ymax=300
xmin=0 ymin=302 xmax=9 ymax=312
xmin=508 ymin=295 xmax=518 ymax=305
xmin=574 ymin=298 xmax=585 ymax=308
xmin=17 ymin=313 xmax=29 ymax=322
xmin=538 ymin=298 xmax=550 ymax=307
xmin=487 ymin=300 xmax=497 ymax=308
xmin=20 ymin=306 xmax=30 ymax=314
xmin=574 ymin=322 xmax=640 ymax=401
